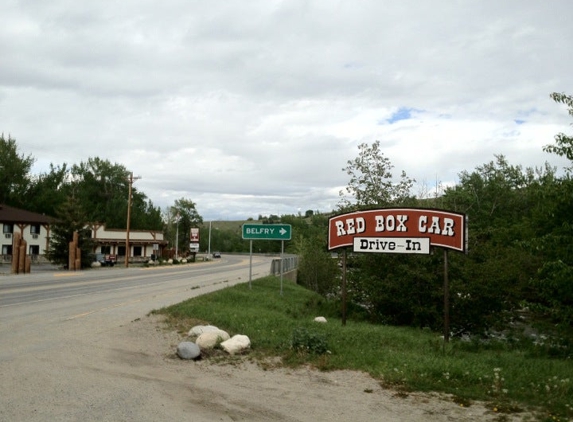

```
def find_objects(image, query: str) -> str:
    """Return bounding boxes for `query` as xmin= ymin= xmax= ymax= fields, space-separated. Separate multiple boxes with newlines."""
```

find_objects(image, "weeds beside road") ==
xmin=155 ymin=276 xmax=573 ymax=421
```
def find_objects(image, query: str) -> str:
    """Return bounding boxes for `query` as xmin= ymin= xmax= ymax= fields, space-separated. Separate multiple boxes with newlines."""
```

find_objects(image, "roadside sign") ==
xmin=242 ymin=223 xmax=292 ymax=240
xmin=190 ymin=228 xmax=200 ymax=242
xmin=328 ymin=208 xmax=467 ymax=253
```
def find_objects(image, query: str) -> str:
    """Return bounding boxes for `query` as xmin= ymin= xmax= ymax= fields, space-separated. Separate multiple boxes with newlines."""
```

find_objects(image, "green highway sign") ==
xmin=242 ymin=223 xmax=292 ymax=240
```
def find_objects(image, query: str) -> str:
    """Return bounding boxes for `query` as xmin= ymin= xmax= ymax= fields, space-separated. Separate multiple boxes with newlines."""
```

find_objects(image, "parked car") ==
xmin=95 ymin=253 xmax=116 ymax=267
xmin=212 ymin=252 xmax=221 ymax=258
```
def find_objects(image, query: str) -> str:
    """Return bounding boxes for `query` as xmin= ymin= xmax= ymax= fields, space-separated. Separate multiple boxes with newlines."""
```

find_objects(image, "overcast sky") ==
xmin=1 ymin=1 xmax=572 ymax=221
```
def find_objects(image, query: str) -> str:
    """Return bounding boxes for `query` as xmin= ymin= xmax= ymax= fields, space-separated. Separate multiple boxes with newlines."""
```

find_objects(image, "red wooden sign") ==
xmin=190 ymin=227 xmax=200 ymax=243
xmin=328 ymin=208 xmax=467 ymax=253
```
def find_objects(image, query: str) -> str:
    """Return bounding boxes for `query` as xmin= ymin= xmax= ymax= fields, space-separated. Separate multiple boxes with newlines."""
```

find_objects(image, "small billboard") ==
xmin=190 ymin=227 xmax=200 ymax=243
xmin=328 ymin=208 xmax=467 ymax=253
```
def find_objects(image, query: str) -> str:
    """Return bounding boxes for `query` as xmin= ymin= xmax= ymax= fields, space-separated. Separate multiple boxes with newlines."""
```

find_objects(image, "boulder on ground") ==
xmin=177 ymin=341 xmax=201 ymax=360
xmin=220 ymin=335 xmax=251 ymax=355
xmin=314 ymin=316 xmax=327 ymax=323
xmin=196 ymin=330 xmax=230 ymax=349
xmin=188 ymin=325 xmax=220 ymax=337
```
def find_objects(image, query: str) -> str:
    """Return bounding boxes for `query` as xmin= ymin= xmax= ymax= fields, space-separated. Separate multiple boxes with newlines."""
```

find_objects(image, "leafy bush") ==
xmin=530 ymin=260 xmax=573 ymax=329
xmin=291 ymin=327 xmax=329 ymax=355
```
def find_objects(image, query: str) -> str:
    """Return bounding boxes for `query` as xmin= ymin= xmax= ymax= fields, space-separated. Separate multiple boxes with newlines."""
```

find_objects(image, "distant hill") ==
xmin=199 ymin=220 xmax=261 ymax=232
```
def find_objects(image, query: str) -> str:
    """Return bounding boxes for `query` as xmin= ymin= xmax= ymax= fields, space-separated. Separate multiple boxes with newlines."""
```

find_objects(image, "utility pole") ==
xmin=125 ymin=172 xmax=141 ymax=268
xmin=175 ymin=212 xmax=180 ymax=260
xmin=208 ymin=220 xmax=211 ymax=256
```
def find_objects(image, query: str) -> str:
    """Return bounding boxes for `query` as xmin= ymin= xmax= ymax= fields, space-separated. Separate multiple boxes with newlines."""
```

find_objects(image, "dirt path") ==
xmin=2 ymin=313 xmax=525 ymax=422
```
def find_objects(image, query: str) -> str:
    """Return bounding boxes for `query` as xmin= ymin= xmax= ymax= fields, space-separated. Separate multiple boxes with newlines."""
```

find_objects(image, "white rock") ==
xmin=221 ymin=335 xmax=251 ymax=355
xmin=91 ymin=261 xmax=101 ymax=268
xmin=196 ymin=330 xmax=230 ymax=349
xmin=188 ymin=325 xmax=220 ymax=337
xmin=314 ymin=316 xmax=327 ymax=323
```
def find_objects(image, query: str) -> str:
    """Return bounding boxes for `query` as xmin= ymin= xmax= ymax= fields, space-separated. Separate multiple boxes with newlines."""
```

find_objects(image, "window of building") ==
xmin=100 ymin=246 xmax=111 ymax=254
xmin=117 ymin=246 xmax=126 ymax=256
xmin=133 ymin=246 xmax=142 ymax=256
xmin=3 ymin=224 xmax=14 ymax=234
xmin=30 ymin=224 xmax=41 ymax=234
xmin=2 ymin=245 xmax=13 ymax=255
xmin=29 ymin=245 xmax=40 ymax=255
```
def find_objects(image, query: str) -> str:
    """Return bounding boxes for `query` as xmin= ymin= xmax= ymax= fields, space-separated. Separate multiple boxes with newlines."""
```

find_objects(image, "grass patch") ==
xmin=152 ymin=276 xmax=573 ymax=420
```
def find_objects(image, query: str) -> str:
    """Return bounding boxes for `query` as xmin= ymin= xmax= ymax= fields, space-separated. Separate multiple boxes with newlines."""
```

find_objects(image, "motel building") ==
xmin=89 ymin=223 xmax=167 ymax=263
xmin=1 ymin=204 xmax=167 ymax=265
xmin=0 ymin=204 xmax=53 ymax=263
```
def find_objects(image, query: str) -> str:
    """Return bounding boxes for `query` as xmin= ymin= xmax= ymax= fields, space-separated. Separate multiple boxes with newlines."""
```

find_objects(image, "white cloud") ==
xmin=1 ymin=0 xmax=572 ymax=220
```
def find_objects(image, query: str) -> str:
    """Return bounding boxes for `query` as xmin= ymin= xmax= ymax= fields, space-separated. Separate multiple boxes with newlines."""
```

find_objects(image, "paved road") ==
xmin=1 ymin=255 xmax=266 ymax=307
xmin=1 ymin=255 xmax=271 ymax=358
xmin=0 ymin=255 xmax=273 ymax=421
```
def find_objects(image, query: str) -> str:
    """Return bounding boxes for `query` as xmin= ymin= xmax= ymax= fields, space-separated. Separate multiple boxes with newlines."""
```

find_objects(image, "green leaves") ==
xmin=531 ymin=260 xmax=573 ymax=328
xmin=0 ymin=134 xmax=35 ymax=206
xmin=166 ymin=198 xmax=203 ymax=253
xmin=295 ymin=232 xmax=338 ymax=296
xmin=339 ymin=140 xmax=414 ymax=209
xmin=45 ymin=194 xmax=94 ymax=268
xmin=291 ymin=327 xmax=329 ymax=355
xmin=543 ymin=92 xmax=573 ymax=163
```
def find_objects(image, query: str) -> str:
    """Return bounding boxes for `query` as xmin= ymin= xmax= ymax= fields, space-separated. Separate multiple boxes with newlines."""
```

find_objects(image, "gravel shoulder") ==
xmin=0 ymin=309 xmax=531 ymax=422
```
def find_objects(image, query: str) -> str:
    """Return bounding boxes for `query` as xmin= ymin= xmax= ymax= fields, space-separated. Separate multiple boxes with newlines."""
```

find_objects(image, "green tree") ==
xmin=168 ymin=198 xmax=203 ymax=256
xmin=440 ymin=156 xmax=549 ymax=333
xmin=525 ymin=91 xmax=573 ymax=335
xmin=46 ymin=195 xmax=94 ymax=268
xmin=543 ymin=92 xmax=573 ymax=163
xmin=339 ymin=140 xmax=415 ymax=209
xmin=0 ymin=134 xmax=35 ymax=207
xmin=443 ymin=154 xmax=538 ymax=237
xmin=70 ymin=158 xmax=130 ymax=226
xmin=294 ymin=232 xmax=338 ymax=297
xmin=70 ymin=158 xmax=162 ymax=230
xmin=284 ymin=212 xmax=340 ymax=296
xmin=346 ymin=253 xmax=444 ymax=328
xmin=26 ymin=163 xmax=70 ymax=216
xmin=128 ymin=192 xmax=163 ymax=231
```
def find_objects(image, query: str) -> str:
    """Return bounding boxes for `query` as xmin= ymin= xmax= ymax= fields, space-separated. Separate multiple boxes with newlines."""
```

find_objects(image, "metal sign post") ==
xmin=249 ymin=240 xmax=253 ymax=289
xmin=242 ymin=223 xmax=292 ymax=293
xmin=280 ymin=240 xmax=284 ymax=296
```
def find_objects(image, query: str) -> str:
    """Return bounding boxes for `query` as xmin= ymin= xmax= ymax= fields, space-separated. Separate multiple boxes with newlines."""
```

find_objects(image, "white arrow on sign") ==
xmin=279 ymin=228 xmax=287 ymax=236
